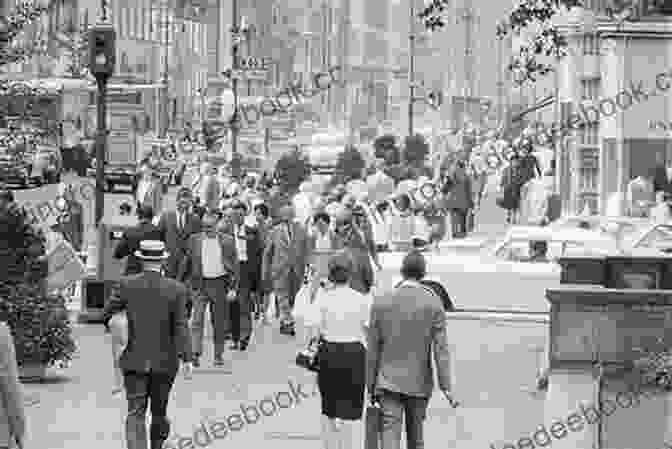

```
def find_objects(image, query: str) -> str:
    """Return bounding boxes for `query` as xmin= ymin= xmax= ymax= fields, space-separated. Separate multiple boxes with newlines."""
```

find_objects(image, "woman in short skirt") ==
xmin=305 ymin=251 xmax=372 ymax=449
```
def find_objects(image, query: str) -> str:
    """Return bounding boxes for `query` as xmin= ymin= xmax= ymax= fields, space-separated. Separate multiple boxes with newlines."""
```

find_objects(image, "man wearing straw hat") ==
xmin=103 ymin=240 xmax=192 ymax=449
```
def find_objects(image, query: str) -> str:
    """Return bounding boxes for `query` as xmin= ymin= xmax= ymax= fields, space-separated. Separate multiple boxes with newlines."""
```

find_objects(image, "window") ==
xmin=582 ymin=33 xmax=599 ymax=55
xmin=581 ymin=78 xmax=600 ymax=100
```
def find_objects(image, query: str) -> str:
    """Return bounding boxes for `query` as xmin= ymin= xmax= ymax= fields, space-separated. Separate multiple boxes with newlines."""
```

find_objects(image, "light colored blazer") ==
xmin=262 ymin=220 xmax=311 ymax=285
xmin=0 ymin=322 xmax=26 ymax=447
xmin=367 ymin=281 xmax=451 ymax=397
xmin=136 ymin=178 xmax=163 ymax=216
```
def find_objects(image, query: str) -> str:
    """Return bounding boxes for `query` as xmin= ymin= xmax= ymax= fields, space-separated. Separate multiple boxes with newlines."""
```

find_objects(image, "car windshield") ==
xmin=634 ymin=225 xmax=672 ymax=251
xmin=495 ymin=239 xmax=566 ymax=263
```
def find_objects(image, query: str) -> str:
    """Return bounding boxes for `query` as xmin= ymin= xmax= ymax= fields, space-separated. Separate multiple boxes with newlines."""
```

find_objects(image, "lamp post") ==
xmin=408 ymin=0 xmax=416 ymax=138
xmin=88 ymin=0 xmax=115 ymax=279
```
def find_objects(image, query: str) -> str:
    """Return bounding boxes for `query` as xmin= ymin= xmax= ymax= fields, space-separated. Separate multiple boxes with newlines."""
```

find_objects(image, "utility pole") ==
xmin=89 ymin=0 xmax=115 ymax=279
xmin=230 ymin=0 xmax=240 ymax=178
xmin=160 ymin=0 xmax=170 ymax=138
xmin=408 ymin=0 xmax=416 ymax=138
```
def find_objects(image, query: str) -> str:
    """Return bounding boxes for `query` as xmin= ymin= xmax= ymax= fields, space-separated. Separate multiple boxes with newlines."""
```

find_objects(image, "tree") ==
xmin=419 ymin=0 xmax=581 ymax=85
xmin=0 ymin=1 xmax=50 ymax=69
xmin=275 ymin=148 xmax=311 ymax=193
xmin=334 ymin=144 xmax=366 ymax=185
xmin=373 ymin=134 xmax=400 ymax=165
xmin=403 ymin=134 xmax=430 ymax=165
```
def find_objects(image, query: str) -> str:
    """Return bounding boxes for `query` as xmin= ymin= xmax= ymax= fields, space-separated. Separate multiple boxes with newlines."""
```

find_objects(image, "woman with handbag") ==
xmin=302 ymin=251 xmax=373 ymax=449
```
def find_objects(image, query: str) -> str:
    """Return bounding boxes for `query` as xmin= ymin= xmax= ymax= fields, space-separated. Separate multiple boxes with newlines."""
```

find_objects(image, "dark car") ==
xmin=0 ymin=153 xmax=31 ymax=188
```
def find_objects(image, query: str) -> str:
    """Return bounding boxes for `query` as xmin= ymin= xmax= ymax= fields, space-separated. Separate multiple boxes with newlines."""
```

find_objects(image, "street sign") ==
xmin=239 ymin=56 xmax=272 ymax=71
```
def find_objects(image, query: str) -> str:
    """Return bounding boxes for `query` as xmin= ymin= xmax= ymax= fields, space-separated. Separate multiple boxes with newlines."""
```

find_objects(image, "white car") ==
xmin=375 ymin=226 xmax=620 ymax=312
xmin=623 ymin=223 xmax=672 ymax=253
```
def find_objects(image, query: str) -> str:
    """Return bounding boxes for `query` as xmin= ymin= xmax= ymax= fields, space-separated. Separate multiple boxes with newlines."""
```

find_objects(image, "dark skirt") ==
xmin=317 ymin=341 xmax=366 ymax=420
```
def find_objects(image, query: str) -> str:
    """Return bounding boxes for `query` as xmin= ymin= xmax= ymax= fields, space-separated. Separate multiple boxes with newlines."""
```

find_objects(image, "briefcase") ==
xmin=364 ymin=401 xmax=382 ymax=449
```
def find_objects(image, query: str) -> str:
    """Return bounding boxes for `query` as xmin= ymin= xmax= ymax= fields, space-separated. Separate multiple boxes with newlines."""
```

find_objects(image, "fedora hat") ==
xmin=135 ymin=240 xmax=169 ymax=260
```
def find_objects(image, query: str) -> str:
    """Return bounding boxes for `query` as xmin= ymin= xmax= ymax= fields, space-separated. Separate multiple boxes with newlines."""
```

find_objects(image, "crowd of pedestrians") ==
xmin=100 ymin=159 xmax=468 ymax=449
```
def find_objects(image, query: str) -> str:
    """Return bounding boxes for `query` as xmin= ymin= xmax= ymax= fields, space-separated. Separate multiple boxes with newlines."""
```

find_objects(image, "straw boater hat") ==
xmin=135 ymin=240 xmax=169 ymax=260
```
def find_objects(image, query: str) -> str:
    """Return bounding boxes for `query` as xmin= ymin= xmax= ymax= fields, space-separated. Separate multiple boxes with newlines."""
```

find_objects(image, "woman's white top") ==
xmin=304 ymin=285 xmax=372 ymax=345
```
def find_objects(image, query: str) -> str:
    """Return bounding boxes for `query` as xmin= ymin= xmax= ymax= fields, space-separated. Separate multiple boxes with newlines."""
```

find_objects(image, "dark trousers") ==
xmin=123 ymin=369 xmax=177 ymax=449
xmin=450 ymin=209 xmax=468 ymax=238
xmin=379 ymin=389 xmax=430 ymax=449
xmin=191 ymin=276 xmax=231 ymax=357
xmin=230 ymin=261 xmax=253 ymax=343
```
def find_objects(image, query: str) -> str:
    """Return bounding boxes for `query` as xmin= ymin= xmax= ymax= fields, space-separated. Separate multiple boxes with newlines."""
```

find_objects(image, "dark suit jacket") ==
xmin=113 ymin=220 xmax=163 ymax=275
xmin=0 ymin=322 xmax=25 ymax=447
xmin=367 ymin=280 xmax=451 ymax=397
xmin=180 ymin=232 xmax=239 ymax=287
xmin=234 ymin=224 xmax=263 ymax=290
xmin=157 ymin=210 xmax=202 ymax=278
xmin=653 ymin=164 xmax=672 ymax=195
xmin=103 ymin=271 xmax=192 ymax=372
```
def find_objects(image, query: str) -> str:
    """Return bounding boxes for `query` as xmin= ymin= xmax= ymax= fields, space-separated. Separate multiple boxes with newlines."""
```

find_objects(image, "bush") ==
xmin=334 ymin=144 xmax=366 ymax=185
xmin=275 ymin=148 xmax=310 ymax=193
xmin=0 ymin=284 xmax=75 ymax=367
xmin=403 ymin=134 xmax=430 ymax=165
xmin=374 ymin=134 xmax=400 ymax=165
xmin=0 ymin=203 xmax=76 ymax=367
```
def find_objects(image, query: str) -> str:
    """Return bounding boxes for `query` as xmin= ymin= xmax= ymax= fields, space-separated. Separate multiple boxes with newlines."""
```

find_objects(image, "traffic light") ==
xmin=88 ymin=24 xmax=116 ymax=78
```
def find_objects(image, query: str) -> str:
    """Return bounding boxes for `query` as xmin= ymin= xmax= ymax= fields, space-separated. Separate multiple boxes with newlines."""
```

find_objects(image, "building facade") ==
xmin=553 ymin=0 xmax=672 ymax=216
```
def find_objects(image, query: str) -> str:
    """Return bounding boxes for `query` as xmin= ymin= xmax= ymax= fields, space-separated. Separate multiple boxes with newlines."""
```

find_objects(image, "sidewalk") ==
xmin=22 ymin=316 xmax=547 ymax=449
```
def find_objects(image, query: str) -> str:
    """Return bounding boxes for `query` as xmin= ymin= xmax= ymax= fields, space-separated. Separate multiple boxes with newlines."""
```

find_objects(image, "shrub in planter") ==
xmin=0 ymin=202 xmax=77 ymax=369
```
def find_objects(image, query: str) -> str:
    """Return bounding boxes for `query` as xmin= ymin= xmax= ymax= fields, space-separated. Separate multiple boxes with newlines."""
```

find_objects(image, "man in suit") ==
xmin=262 ymin=205 xmax=311 ymax=336
xmin=191 ymin=162 xmax=220 ymax=211
xmin=227 ymin=202 xmax=263 ymax=350
xmin=114 ymin=205 xmax=162 ymax=275
xmin=0 ymin=321 xmax=26 ymax=449
xmin=157 ymin=187 xmax=202 ymax=279
xmin=180 ymin=210 xmax=238 ymax=367
xmin=652 ymin=153 xmax=672 ymax=200
xmin=103 ymin=240 xmax=192 ymax=449
xmin=135 ymin=163 xmax=163 ymax=217
xmin=367 ymin=250 xmax=456 ymax=449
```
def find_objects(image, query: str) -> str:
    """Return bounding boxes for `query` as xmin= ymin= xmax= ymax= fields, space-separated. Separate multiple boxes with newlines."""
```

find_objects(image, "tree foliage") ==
xmin=334 ymin=144 xmax=366 ymax=185
xmin=0 ymin=1 xmax=50 ymax=69
xmin=0 ymin=202 xmax=76 ymax=367
xmin=373 ymin=134 xmax=400 ymax=165
xmin=419 ymin=0 xmax=581 ymax=86
xmin=275 ymin=148 xmax=311 ymax=193
xmin=403 ymin=134 xmax=430 ymax=165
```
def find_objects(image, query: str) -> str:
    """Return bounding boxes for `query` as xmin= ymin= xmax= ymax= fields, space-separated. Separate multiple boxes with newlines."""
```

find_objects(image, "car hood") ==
xmin=375 ymin=251 xmax=558 ymax=312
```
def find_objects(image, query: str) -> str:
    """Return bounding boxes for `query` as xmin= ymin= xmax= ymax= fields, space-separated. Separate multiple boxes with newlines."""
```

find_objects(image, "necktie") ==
xmin=178 ymin=213 xmax=183 ymax=230
xmin=286 ymin=222 xmax=292 ymax=241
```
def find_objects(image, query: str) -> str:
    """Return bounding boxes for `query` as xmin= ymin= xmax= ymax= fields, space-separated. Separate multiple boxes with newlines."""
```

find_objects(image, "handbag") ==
xmin=295 ymin=336 xmax=322 ymax=372
xmin=364 ymin=398 xmax=383 ymax=449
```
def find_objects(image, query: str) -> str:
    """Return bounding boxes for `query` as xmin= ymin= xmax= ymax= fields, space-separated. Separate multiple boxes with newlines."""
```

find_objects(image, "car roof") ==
xmin=504 ymin=225 xmax=615 ymax=243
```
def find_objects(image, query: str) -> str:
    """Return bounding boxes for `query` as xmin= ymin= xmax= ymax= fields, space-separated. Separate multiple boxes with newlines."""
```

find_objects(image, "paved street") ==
xmin=22 ymin=316 xmax=546 ymax=449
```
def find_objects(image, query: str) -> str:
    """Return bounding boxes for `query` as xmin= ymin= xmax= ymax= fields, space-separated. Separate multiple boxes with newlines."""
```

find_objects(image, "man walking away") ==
xmin=114 ymin=205 xmax=162 ymax=275
xmin=103 ymin=240 xmax=192 ymax=449
xmin=367 ymin=251 xmax=456 ymax=449
xmin=180 ymin=211 xmax=238 ymax=367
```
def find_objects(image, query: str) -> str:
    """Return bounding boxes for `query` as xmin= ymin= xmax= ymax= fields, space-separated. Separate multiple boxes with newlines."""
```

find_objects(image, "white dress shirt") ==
xmin=304 ymin=285 xmax=372 ymax=345
xmin=136 ymin=178 xmax=150 ymax=203
xmin=201 ymin=236 xmax=226 ymax=278
xmin=234 ymin=225 xmax=248 ymax=262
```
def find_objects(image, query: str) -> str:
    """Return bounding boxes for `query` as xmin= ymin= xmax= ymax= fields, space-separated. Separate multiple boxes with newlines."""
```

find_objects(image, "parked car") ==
xmin=623 ymin=223 xmax=672 ymax=253
xmin=0 ymin=153 xmax=32 ymax=188
xmin=376 ymin=226 xmax=620 ymax=312
xmin=549 ymin=215 xmax=649 ymax=242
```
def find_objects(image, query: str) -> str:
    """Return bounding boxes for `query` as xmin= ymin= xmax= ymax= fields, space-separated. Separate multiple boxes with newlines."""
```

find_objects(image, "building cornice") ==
xmin=597 ymin=17 xmax=672 ymax=39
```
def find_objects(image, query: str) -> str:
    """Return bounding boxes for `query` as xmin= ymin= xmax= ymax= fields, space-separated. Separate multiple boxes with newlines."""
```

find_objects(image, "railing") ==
xmin=447 ymin=308 xmax=549 ymax=324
